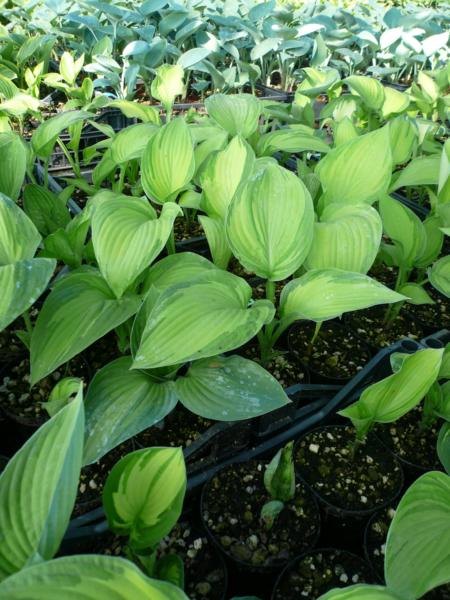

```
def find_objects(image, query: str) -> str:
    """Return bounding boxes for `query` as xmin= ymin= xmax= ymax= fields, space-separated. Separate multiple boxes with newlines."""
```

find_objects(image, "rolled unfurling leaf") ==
xmin=42 ymin=377 xmax=82 ymax=417
xmin=264 ymin=441 xmax=295 ymax=502
xmin=151 ymin=64 xmax=185 ymax=113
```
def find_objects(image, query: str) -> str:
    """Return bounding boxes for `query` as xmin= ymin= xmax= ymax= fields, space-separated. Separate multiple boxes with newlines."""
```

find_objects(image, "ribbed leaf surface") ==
xmin=0 ymin=132 xmax=27 ymax=201
xmin=205 ymin=93 xmax=261 ymax=138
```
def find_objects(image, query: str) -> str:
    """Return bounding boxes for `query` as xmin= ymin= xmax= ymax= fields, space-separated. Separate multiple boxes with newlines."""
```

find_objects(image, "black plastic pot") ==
xmin=271 ymin=548 xmax=375 ymax=600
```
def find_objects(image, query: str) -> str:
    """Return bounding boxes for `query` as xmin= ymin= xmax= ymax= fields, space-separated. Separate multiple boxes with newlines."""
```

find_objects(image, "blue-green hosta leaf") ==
xmin=200 ymin=136 xmax=255 ymax=219
xmin=379 ymin=195 xmax=426 ymax=269
xmin=30 ymin=270 xmax=141 ymax=384
xmin=0 ymin=132 xmax=27 ymax=201
xmin=385 ymin=471 xmax=450 ymax=598
xmin=199 ymin=215 xmax=232 ymax=270
xmin=92 ymin=197 xmax=181 ymax=298
xmin=318 ymin=586 xmax=402 ymax=600
xmin=280 ymin=269 xmax=406 ymax=323
xmin=31 ymin=110 xmax=93 ymax=159
xmin=108 ymin=100 xmax=160 ymax=124
xmin=429 ymin=256 xmax=450 ymax=298
xmin=103 ymin=447 xmax=186 ymax=550
xmin=339 ymin=348 xmax=443 ymax=439
xmin=389 ymin=117 xmax=417 ymax=165
xmin=110 ymin=123 xmax=158 ymax=165
xmin=382 ymin=86 xmax=409 ymax=119
xmin=0 ymin=258 xmax=55 ymax=332
xmin=305 ymin=204 xmax=382 ymax=274
xmin=141 ymin=117 xmax=195 ymax=204
xmin=132 ymin=270 xmax=274 ymax=370
xmin=437 ymin=423 xmax=450 ymax=475
xmin=142 ymin=252 xmax=218 ymax=294
xmin=0 ymin=195 xmax=41 ymax=263
xmin=0 ymin=388 xmax=84 ymax=581
xmin=316 ymin=126 xmax=392 ymax=205
xmin=151 ymin=64 xmax=185 ymax=108
xmin=226 ymin=164 xmax=314 ymax=281
xmin=0 ymin=555 xmax=188 ymax=600
xmin=390 ymin=154 xmax=441 ymax=191
xmin=83 ymin=357 xmax=178 ymax=465
xmin=23 ymin=184 xmax=71 ymax=236
xmin=256 ymin=128 xmax=330 ymax=157
xmin=175 ymin=354 xmax=289 ymax=421
xmin=345 ymin=75 xmax=385 ymax=111
xmin=205 ymin=93 xmax=261 ymax=139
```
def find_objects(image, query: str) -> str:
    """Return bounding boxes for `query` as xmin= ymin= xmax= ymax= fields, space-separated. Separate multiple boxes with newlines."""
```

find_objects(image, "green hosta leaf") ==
xmin=389 ymin=117 xmax=417 ymax=165
xmin=429 ymin=256 xmax=450 ymax=298
xmin=141 ymin=118 xmax=194 ymax=204
xmin=151 ymin=64 xmax=184 ymax=109
xmin=256 ymin=128 xmax=330 ymax=157
xmin=280 ymin=269 xmax=406 ymax=324
xmin=398 ymin=283 xmax=434 ymax=305
xmin=226 ymin=164 xmax=314 ymax=281
xmin=31 ymin=110 xmax=92 ymax=159
xmin=385 ymin=471 xmax=450 ymax=598
xmin=175 ymin=354 xmax=289 ymax=420
xmin=103 ymin=447 xmax=186 ymax=550
xmin=415 ymin=215 xmax=444 ymax=269
xmin=390 ymin=154 xmax=441 ymax=191
xmin=382 ymin=86 xmax=409 ymax=119
xmin=30 ymin=270 xmax=141 ymax=384
xmin=305 ymin=204 xmax=382 ymax=274
xmin=0 ymin=388 xmax=84 ymax=581
xmin=23 ymin=184 xmax=70 ymax=236
xmin=92 ymin=197 xmax=181 ymax=298
xmin=110 ymin=123 xmax=158 ymax=164
xmin=437 ymin=422 xmax=450 ymax=474
xmin=316 ymin=126 xmax=392 ymax=205
xmin=108 ymin=100 xmax=160 ymax=124
xmin=345 ymin=75 xmax=385 ymax=111
xmin=133 ymin=270 xmax=274 ymax=370
xmin=317 ymin=586 xmax=402 ymax=600
xmin=379 ymin=195 xmax=426 ymax=269
xmin=0 ymin=195 xmax=41 ymax=263
xmin=296 ymin=67 xmax=341 ymax=98
xmin=42 ymin=210 xmax=90 ymax=269
xmin=193 ymin=130 xmax=228 ymax=178
xmin=142 ymin=252 xmax=218 ymax=294
xmin=0 ymin=132 xmax=27 ymax=201
xmin=0 ymin=555 xmax=189 ymax=600
xmin=42 ymin=377 xmax=82 ymax=417
xmin=199 ymin=215 xmax=232 ymax=270
xmin=205 ymin=93 xmax=261 ymax=139
xmin=339 ymin=349 xmax=443 ymax=439
xmin=0 ymin=258 xmax=55 ymax=332
xmin=333 ymin=117 xmax=359 ymax=147
xmin=83 ymin=357 xmax=178 ymax=465
xmin=200 ymin=136 xmax=255 ymax=219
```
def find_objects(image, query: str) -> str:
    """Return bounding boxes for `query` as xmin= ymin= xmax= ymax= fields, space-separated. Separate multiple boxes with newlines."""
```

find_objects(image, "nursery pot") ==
xmin=294 ymin=424 xmax=404 ymax=553
xmin=200 ymin=459 xmax=321 ymax=577
xmin=271 ymin=548 xmax=375 ymax=600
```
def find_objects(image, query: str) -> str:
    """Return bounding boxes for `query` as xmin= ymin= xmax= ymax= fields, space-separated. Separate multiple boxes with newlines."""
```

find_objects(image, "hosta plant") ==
xmin=261 ymin=442 xmax=296 ymax=530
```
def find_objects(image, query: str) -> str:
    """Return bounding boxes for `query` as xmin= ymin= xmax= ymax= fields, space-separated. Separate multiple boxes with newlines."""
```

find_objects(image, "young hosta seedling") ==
xmin=151 ymin=64 xmax=185 ymax=122
xmin=261 ymin=442 xmax=295 ymax=530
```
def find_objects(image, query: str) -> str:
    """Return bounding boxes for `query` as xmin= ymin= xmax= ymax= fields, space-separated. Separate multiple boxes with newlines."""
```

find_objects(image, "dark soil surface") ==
xmin=202 ymin=460 xmax=320 ymax=569
xmin=273 ymin=549 xmax=374 ymax=599
xmin=295 ymin=425 xmax=403 ymax=514
xmin=376 ymin=404 xmax=442 ymax=471
xmin=241 ymin=344 xmax=308 ymax=389
xmin=175 ymin=218 xmax=204 ymax=242
xmin=368 ymin=264 xmax=398 ymax=288
xmin=404 ymin=286 xmax=450 ymax=330
xmin=288 ymin=321 xmax=371 ymax=381
xmin=345 ymin=305 xmax=424 ymax=349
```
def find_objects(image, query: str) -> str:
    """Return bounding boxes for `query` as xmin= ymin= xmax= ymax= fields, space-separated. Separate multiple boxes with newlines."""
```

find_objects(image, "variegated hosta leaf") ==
xmin=256 ymin=128 xmax=330 ymax=157
xmin=0 ymin=132 xmax=27 ymax=201
xmin=226 ymin=164 xmax=314 ymax=281
xmin=429 ymin=256 xmax=450 ymax=298
xmin=317 ymin=586 xmax=402 ymax=600
xmin=345 ymin=75 xmax=385 ymax=111
xmin=382 ymin=86 xmax=410 ymax=119
xmin=83 ymin=357 xmax=178 ymax=465
xmin=379 ymin=195 xmax=426 ymax=268
xmin=205 ymin=93 xmax=261 ymax=138
xmin=390 ymin=154 xmax=441 ymax=191
xmin=141 ymin=117 xmax=194 ymax=204
xmin=110 ymin=123 xmax=158 ymax=165
xmin=198 ymin=215 xmax=232 ymax=270
xmin=333 ymin=117 xmax=359 ymax=147
xmin=0 ymin=389 xmax=84 ymax=581
xmin=339 ymin=348 xmax=443 ymax=439
xmin=103 ymin=447 xmax=186 ymax=550
xmin=389 ymin=117 xmax=417 ymax=166
xmin=305 ymin=204 xmax=382 ymax=274
xmin=150 ymin=64 xmax=185 ymax=110
xmin=108 ymin=100 xmax=161 ymax=124
xmin=0 ymin=555 xmax=188 ymax=600
xmin=280 ymin=269 xmax=406 ymax=323
xmin=385 ymin=471 xmax=450 ymax=599
xmin=30 ymin=270 xmax=141 ymax=385
xmin=132 ymin=270 xmax=274 ymax=370
xmin=0 ymin=258 xmax=55 ymax=332
xmin=316 ymin=126 xmax=392 ymax=205
xmin=31 ymin=110 xmax=92 ymax=159
xmin=0 ymin=194 xmax=41 ymax=263
xmin=200 ymin=135 xmax=255 ymax=219
xmin=175 ymin=355 xmax=289 ymax=420
xmin=92 ymin=197 xmax=181 ymax=298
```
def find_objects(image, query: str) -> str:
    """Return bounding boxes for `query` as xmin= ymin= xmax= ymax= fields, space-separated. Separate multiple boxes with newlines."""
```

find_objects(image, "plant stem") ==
xmin=266 ymin=280 xmax=276 ymax=304
xmin=114 ymin=161 xmax=128 ymax=193
xmin=56 ymin=138 xmax=81 ymax=178
xmin=23 ymin=311 xmax=33 ymax=335
xmin=306 ymin=321 xmax=322 ymax=359
xmin=166 ymin=228 xmax=176 ymax=255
